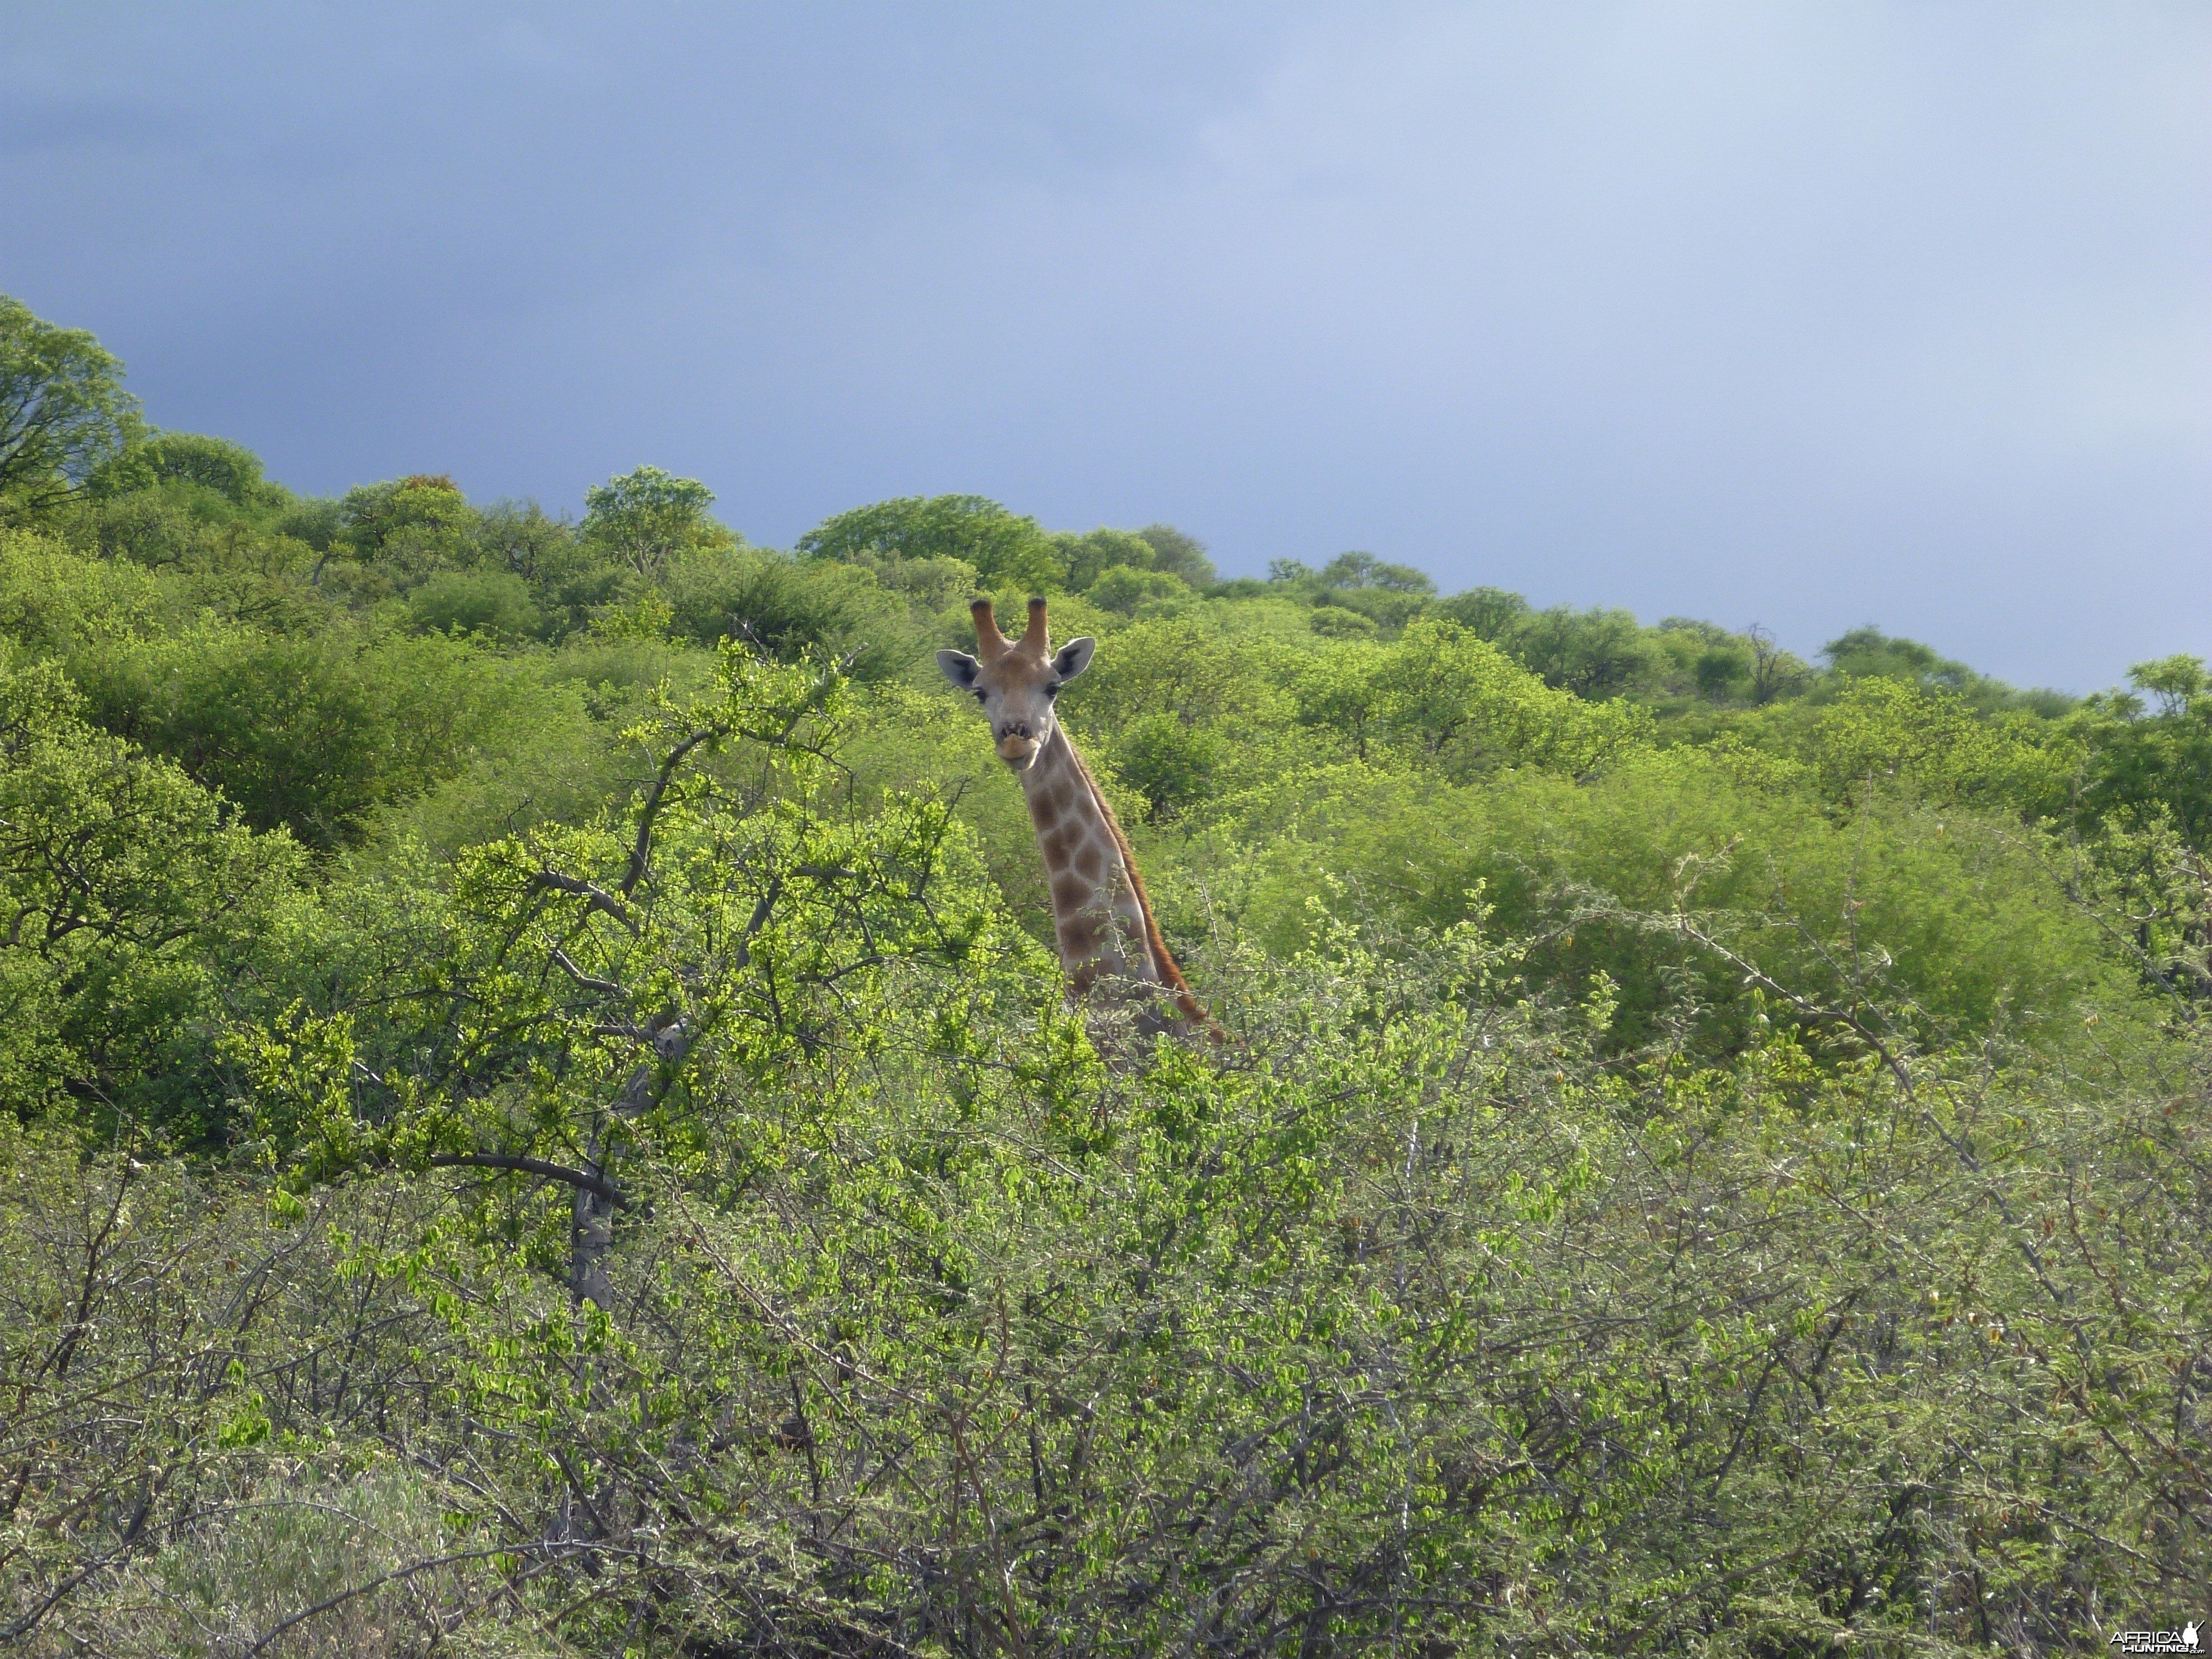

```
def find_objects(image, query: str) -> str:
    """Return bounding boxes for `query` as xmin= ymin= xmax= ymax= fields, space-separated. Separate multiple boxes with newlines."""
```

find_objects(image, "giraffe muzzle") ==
xmin=995 ymin=734 xmax=1042 ymax=768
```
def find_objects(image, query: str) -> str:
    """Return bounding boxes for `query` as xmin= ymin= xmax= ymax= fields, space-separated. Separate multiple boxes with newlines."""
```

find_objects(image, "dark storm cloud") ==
xmin=3 ymin=2 xmax=2205 ymax=689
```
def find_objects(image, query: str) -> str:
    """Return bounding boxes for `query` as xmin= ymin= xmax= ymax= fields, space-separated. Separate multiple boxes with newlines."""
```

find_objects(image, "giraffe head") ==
xmin=936 ymin=597 xmax=1095 ymax=771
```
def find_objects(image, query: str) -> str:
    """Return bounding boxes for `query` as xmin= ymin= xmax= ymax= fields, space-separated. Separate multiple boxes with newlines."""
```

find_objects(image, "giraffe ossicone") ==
xmin=937 ymin=596 xmax=1214 ymax=1039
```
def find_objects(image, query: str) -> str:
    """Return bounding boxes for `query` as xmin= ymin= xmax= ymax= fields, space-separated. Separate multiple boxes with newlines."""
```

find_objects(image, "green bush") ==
xmin=70 ymin=622 xmax=541 ymax=849
xmin=405 ymin=566 xmax=541 ymax=641
xmin=92 ymin=430 xmax=289 ymax=513
xmin=0 ymin=660 xmax=295 ymax=1129
xmin=799 ymin=492 xmax=1062 ymax=592
xmin=664 ymin=546 xmax=916 ymax=678
xmin=1085 ymin=564 xmax=1191 ymax=614
xmin=1212 ymin=751 xmax=2140 ymax=1057
xmin=1112 ymin=709 xmax=1223 ymax=820
xmin=1307 ymin=601 xmax=1377 ymax=637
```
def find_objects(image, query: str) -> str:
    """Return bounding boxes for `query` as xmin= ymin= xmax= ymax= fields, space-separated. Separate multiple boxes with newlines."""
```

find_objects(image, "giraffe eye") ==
xmin=973 ymin=690 xmax=987 ymax=704
xmin=1045 ymin=682 xmax=1061 ymax=699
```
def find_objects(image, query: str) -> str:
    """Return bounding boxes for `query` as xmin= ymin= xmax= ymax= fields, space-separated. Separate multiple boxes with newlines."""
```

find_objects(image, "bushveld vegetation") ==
xmin=1 ymin=294 xmax=2205 ymax=1656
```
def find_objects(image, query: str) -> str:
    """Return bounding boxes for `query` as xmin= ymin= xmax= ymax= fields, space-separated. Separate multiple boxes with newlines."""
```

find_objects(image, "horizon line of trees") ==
xmin=3 ymin=290 xmax=2132 ymax=713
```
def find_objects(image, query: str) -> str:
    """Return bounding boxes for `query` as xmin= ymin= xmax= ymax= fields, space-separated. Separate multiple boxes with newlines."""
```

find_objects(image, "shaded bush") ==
xmin=405 ymin=566 xmax=540 ymax=641
xmin=71 ymin=622 xmax=539 ymax=849
xmin=664 ymin=546 xmax=916 ymax=679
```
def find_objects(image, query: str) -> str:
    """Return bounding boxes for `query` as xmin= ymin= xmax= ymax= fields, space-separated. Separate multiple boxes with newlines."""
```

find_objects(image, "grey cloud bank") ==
xmin=2 ymin=1 xmax=2205 ymax=691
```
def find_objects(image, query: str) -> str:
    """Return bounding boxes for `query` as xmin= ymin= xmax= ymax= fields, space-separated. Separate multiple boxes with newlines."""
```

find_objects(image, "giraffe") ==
xmin=937 ymin=597 xmax=1213 ymax=1038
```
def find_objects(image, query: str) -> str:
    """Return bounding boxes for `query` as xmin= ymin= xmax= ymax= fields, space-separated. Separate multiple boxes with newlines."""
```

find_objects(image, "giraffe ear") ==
xmin=936 ymin=649 xmax=982 ymax=691
xmin=1051 ymin=638 xmax=1096 ymax=683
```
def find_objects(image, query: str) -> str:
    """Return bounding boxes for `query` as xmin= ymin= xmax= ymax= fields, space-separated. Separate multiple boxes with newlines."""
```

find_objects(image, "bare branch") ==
xmin=529 ymin=872 xmax=636 ymax=935
xmin=550 ymin=947 xmax=625 ymax=998
xmin=426 ymin=1153 xmax=630 ymax=1209
xmin=622 ymin=724 xmax=723 ymax=898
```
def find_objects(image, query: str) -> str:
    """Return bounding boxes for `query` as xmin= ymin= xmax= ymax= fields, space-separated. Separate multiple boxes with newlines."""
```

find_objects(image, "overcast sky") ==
xmin=3 ymin=3 xmax=2206 ymax=690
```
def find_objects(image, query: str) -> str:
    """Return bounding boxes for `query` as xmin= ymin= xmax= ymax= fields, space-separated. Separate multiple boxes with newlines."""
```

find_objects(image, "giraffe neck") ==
xmin=1018 ymin=727 xmax=1203 ymax=1030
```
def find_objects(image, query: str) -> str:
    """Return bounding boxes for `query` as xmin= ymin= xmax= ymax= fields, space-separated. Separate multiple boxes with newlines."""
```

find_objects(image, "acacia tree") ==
xmin=2080 ymin=654 xmax=2212 ymax=847
xmin=1290 ymin=618 xmax=1650 ymax=776
xmin=236 ymin=643 xmax=1023 ymax=1307
xmin=582 ymin=464 xmax=730 ymax=578
xmin=0 ymin=296 xmax=142 ymax=523
xmin=796 ymin=493 xmax=1061 ymax=592
xmin=0 ymin=658 xmax=295 ymax=1130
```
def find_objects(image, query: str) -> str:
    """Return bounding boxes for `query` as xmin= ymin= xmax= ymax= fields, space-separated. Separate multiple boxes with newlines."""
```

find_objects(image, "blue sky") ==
xmin=3 ymin=2 xmax=2206 ymax=691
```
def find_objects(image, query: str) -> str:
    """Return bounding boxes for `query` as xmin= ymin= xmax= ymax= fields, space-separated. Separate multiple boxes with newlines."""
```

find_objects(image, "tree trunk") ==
xmin=567 ymin=1023 xmax=691 ymax=1312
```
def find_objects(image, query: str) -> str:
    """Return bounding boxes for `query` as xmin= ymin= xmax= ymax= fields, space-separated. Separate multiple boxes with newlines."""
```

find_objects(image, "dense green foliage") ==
xmin=2 ymin=299 xmax=2205 ymax=1656
xmin=0 ymin=296 xmax=143 ymax=521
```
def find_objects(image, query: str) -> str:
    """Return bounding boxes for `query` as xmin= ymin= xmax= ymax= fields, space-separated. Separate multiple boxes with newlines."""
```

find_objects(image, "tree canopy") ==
xmin=0 ymin=295 xmax=142 ymax=521
xmin=798 ymin=492 xmax=1061 ymax=591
